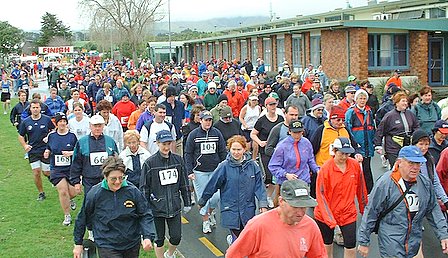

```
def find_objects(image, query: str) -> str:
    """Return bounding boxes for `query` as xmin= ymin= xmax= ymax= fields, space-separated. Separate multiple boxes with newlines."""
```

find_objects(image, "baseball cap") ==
xmin=280 ymin=179 xmax=317 ymax=208
xmin=199 ymin=110 xmax=213 ymax=120
xmin=90 ymin=114 xmax=105 ymax=125
xmin=249 ymin=95 xmax=258 ymax=101
xmin=398 ymin=146 xmax=427 ymax=163
xmin=289 ymin=120 xmax=304 ymax=132
xmin=268 ymin=92 xmax=279 ymax=100
xmin=329 ymin=106 xmax=345 ymax=119
xmin=156 ymin=130 xmax=174 ymax=143
xmin=433 ymin=120 xmax=448 ymax=134
xmin=264 ymin=97 xmax=277 ymax=106
xmin=347 ymin=75 xmax=357 ymax=81
xmin=394 ymin=69 xmax=402 ymax=74
xmin=332 ymin=137 xmax=355 ymax=154
xmin=219 ymin=106 xmax=232 ymax=118
xmin=55 ymin=113 xmax=68 ymax=124
xmin=345 ymin=86 xmax=356 ymax=93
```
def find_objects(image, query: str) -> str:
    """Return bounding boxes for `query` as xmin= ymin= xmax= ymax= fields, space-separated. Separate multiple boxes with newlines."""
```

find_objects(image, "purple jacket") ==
xmin=136 ymin=110 xmax=154 ymax=132
xmin=268 ymin=136 xmax=319 ymax=185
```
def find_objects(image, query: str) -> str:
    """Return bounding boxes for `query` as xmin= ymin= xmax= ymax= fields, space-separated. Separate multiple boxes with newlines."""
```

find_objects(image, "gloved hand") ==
xmin=183 ymin=206 xmax=192 ymax=213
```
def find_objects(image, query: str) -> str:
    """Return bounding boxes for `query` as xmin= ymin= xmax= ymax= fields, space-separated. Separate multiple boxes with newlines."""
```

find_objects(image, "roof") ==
xmin=343 ymin=19 xmax=448 ymax=31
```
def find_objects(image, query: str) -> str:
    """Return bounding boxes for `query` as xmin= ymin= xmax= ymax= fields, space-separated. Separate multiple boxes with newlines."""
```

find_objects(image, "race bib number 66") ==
xmin=90 ymin=152 xmax=108 ymax=166
xmin=159 ymin=168 xmax=178 ymax=186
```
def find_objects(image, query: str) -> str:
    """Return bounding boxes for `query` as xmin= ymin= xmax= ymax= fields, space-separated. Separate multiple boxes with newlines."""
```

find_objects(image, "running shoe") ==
xmin=202 ymin=220 xmax=212 ymax=234
xmin=267 ymin=196 xmax=274 ymax=208
xmin=334 ymin=231 xmax=344 ymax=246
xmin=190 ymin=191 xmax=196 ymax=205
xmin=164 ymin=250 xmax=176 ymax=258
xmin=209 ymin=210 xmax=217 ymax=227
xmin=381 ymin=155 xmax=389 ymax=168
xmin=70 ymin=199 xmax=77 ymax=210
xmin=24 ymin=153 xmax=29 ymax=159
xmin=62 ymin=214 xmax=71 ymax=226
xmin=3 ymin=111 xmax=6 ymax=115
xmin=226 ymin=235 xmax=233 ymax=247
xmin=37 ymin=192 xmax=46 ymax=201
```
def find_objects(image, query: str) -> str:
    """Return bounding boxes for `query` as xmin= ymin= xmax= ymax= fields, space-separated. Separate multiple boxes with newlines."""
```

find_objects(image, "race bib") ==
xmin=165 ymin=116 xmax=172 ymax=123
xmin=159 ymin=168 xmax=178 ymax=186
xmin=22 ymin=84 xmax=29 ymax=89
xmin=2 ymin=88 xmax=8 ymax=93
xmin=90 ymin=152 xmax=108 ymax=166
xmin=55 ymin=155 xmax=71 ymax=166
xmin=120 ymin=116 xmax=129 ymax=124
xmin=200 ymin=142 xmax=216 ymax=154
xmin=406 ymin=193 xmax=419 ymax=212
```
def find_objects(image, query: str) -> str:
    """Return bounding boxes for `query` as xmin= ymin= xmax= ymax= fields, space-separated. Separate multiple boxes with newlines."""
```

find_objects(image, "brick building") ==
xmin=180 ymin=0 xmax=448 ymax=86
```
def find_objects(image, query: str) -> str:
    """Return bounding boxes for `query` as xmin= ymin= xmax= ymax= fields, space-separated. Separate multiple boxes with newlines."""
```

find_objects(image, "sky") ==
xmin=2 ymin=0 xmax=370 ymax=31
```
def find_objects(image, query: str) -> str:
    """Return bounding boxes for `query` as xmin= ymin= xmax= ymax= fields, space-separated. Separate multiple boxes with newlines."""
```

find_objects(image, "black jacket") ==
xmin=140 ymin=151 xmax=191 ymax=218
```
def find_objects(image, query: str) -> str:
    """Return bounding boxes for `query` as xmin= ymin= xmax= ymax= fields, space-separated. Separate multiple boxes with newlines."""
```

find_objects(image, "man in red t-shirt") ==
xmin=227 ymin=180 xmax=327 ymax=258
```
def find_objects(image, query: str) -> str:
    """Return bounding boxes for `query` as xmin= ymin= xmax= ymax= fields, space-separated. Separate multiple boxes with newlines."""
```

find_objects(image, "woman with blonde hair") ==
xmin=119 ymin=130 xmax=151 ymax=187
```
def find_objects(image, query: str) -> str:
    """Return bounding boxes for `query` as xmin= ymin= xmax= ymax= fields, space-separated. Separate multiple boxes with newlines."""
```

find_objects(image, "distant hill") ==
xmin=153 ymin=16 xmax=270 ymax=34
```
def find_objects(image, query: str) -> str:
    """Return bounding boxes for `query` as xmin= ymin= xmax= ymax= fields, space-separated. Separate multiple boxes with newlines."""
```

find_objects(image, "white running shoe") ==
xmin=164 ymin=250 xmax=176 ymax=258
xmin=209 ymin=210 xmax=217 ymax=227
xmin=202 ymin=220 xmax=212 ymax=234
xmin=381 ymin=155 xmax=389 ymax=168
xmin=70 ymin=199 xmax=77 ymax=210
xmin=267 ymin=197 xmax=274 ymax=208
xmin=227 ymin=234 xmax=233 ymax=246
xmin=62 ymin=214 xmax=71 ymax=226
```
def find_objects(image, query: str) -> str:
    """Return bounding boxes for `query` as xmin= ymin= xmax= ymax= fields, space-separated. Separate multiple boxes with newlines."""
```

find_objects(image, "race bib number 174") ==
xmin=159 ymin=168 xmax=178 ymax=186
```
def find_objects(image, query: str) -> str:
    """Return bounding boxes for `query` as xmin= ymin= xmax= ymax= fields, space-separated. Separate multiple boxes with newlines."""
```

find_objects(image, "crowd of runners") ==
xmin=4 ymin=55 xmax=448 ymax=257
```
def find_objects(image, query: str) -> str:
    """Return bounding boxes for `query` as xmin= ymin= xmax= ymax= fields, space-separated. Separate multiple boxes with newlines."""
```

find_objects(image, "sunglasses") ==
xmin=315 ymin=108 xmax=324 ymax=111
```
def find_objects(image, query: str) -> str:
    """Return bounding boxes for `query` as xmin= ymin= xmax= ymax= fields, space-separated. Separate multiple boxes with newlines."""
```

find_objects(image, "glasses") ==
xmin=316 ymin=108 xmax=324 ymax=111
xmin=268 ymin=102 xmax=278 ymax=106
xmin=108 ymin=175 xmax=127 ymax=182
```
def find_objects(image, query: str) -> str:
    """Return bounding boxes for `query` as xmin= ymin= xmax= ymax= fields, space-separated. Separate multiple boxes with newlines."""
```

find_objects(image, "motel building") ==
xmin=175 ymin=0 xmax=448 ymax=87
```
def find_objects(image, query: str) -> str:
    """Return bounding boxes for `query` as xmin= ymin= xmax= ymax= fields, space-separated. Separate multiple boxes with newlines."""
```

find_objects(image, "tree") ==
xmin=81 ymin=0 xmax=164 ymax=61
xmin=0 ymin=21 xmax=23 ymax=56
xmin=36 ymin=12 xmax=73 ymax=46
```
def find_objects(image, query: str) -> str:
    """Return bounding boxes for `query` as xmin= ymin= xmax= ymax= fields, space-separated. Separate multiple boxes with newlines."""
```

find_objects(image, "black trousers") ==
xmin=362 ymin=157 xmax=373 ymax=194
xmin=97 ymin=243 xmax=140 ymax=258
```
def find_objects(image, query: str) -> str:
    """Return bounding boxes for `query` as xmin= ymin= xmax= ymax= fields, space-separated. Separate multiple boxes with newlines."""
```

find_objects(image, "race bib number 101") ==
xmin=90 ymin=152 xmax=108 ymax=166
xmin=159 ymin=168 xmax=178 ymax=186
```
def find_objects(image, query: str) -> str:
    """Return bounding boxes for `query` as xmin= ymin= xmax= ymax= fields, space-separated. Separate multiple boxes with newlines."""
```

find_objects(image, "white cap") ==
xmin=90 ymin=114 xmax=105 ymax=125
xmin=208 ymin=82 xmax=217 ymax=89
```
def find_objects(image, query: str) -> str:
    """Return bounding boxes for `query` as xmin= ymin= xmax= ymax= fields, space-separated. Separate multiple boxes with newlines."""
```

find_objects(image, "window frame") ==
xmin=368 ymin=33 xmax=410 ymax=70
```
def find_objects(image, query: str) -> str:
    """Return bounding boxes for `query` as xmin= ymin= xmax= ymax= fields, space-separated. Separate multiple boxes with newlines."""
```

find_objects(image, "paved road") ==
xmin=33 ymin=79 xmax=445 ymax=257
xmin=177 ymin=155 xmax=446 ymax=258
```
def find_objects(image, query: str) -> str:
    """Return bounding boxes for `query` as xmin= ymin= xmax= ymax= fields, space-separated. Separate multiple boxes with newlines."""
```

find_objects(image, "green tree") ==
xmin=0 ymin=21 xmax=23 ymax=56
xmin=36 ymin=12 xmax=73 ymax=46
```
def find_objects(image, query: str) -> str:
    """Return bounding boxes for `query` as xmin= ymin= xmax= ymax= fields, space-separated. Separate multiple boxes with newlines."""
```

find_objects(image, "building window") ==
xmin=208 ymin=44 xmax=213 ymax=59
xmin=263 ymin=38 xmax=272 ymax=70
xmin=215 ymin=43 xmax=220 ymax=59
xmin=292 ymin=37 xmax=302 ymax=70
xmin=231 ymin=42 xmax=237 ymax=60
xmin=277 ymin=38 xmax=285 ymax=69
xmin=241 ymin=40 xmax=248 ymax=61
xmin=430 ymin=8 xmax=446 ymax=19
xmin=368 ymin=34 xmax=409 ymax=69
xmin=202 ymin=45 xmax=206 ymax=61
xmin=310 ymin=36 xmax=321 ymax=66
xmin=223 ymin=42 xmax=229 ymax=61
xmin=251 ymin=40 xmax=258 ymax=64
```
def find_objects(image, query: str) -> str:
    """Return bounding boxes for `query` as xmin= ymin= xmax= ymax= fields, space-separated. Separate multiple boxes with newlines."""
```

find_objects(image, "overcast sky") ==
xmin=3 ymin=0 xmax=370 ymax=31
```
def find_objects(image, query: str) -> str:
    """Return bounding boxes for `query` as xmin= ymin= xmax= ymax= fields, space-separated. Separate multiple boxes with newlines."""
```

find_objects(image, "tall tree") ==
xmin=0 ymin=21 xmax=23 ymax=56
xmin=81 ymin=0 xmax=164 ymax=61
xmin=36 ymin=12 xmax=73 ymax=46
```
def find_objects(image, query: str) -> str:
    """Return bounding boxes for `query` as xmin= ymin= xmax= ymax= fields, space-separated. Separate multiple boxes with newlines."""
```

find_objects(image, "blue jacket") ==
xmin=345 ymin=105 xmax=375 ymax=157
xmin=301 ymin=113 xmax=324 ymax=139
xmin=198 ymin=153 xmax=268 ymax=229
xmin=358 ymin=168 xmax=448 ymax=258
xmin=268 ymin=136 xmax=319 ymax=185
xmin=44 ymin=96 xmax=66 ymax=115
xmin=73 ymin=180 xmax=156 ymax=249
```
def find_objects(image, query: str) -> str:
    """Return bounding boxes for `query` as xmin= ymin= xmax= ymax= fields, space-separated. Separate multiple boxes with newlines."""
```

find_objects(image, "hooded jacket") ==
xmin=345 ymin=105 xmax=375 ymax=157
xmin=357 ymin=166 xmax=448 ymax=257
xmin=412 ymin=100 xmax=441 ymax=134
xmin=198 ymin=153 xmax=268 ymax=229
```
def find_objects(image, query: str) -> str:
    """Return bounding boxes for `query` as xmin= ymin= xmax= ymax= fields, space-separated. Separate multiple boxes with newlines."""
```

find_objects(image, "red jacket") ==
xmin=437 ymin=148 xmax=448 ymax=194
xmin=223 ymin=89 xmax=244 ymax=117
xmin=314 ymin=157 xmax=368 ymax=228
xmin=112 ymin=101 xmax=137 ymax=127
xmin=301 ymin=78 xmax=312 ymax=93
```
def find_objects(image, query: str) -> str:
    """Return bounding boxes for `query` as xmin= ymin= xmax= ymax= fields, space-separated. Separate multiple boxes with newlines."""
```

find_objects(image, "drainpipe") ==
xmin=347 ymin=29 xmax=351 ymax=78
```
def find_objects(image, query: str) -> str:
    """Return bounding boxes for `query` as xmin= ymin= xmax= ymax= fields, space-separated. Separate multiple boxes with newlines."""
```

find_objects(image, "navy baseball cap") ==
xmin=156 ymin=130 xmax=174 ymax=143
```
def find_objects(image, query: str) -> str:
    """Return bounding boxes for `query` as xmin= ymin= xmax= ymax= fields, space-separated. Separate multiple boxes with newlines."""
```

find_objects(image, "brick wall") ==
xmin=321 ymin=29 xmax=348 ymax=80
xmin=349 ymin=28 xmax=369 ymax=81
xmin=409 ymin=31 xmax=428 ymax=85
xmin=272 ymin=35 xmax=277 ymax=70
xmin=285 ymin=34 xmax=293 ymax=68
xmin=303 ymin=32 xmax=311 ymax=66
xmin=236 ymin=39 xmax=241 ymax=61
xmin=257 ymin=38 xmax=263 ymax=60
xmin=218 ymin=42 xmax=223 ymax=60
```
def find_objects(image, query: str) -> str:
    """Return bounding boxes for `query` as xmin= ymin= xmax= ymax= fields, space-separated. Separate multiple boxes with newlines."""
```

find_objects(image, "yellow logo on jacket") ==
xmin=124 ymin=200 xmax=135 ymax=208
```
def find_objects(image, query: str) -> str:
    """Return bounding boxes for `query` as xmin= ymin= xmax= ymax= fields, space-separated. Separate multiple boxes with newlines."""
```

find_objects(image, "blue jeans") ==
xmin=193 ymin=170 xmax=220 ymax=216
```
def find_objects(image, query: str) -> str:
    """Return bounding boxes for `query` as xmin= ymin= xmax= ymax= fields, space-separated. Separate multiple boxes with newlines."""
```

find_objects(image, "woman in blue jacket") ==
xmin=198 ymin=135 xmax=268 ymax=245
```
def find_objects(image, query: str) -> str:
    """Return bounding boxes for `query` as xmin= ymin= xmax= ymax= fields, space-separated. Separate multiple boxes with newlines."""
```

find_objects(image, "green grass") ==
xmin=0 ymin=99 xmax=156 ymax=257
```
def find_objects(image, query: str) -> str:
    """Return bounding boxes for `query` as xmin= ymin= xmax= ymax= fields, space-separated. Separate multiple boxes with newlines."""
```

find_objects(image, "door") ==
xmin=428 ymin=38 xmax=444 ymax=86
